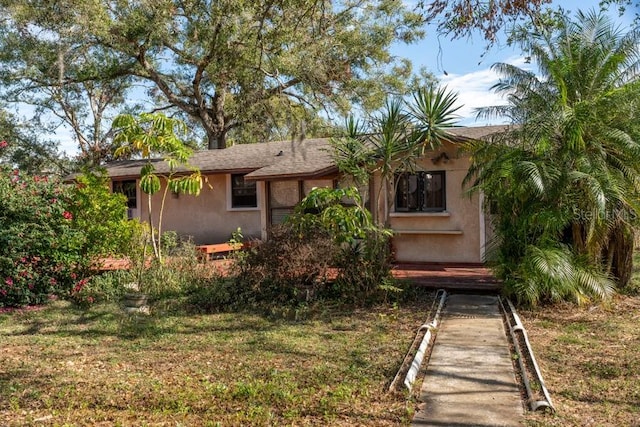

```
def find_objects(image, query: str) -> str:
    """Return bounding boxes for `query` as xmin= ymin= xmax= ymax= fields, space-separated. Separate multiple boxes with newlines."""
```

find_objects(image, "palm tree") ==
xmin=408 ymin=85 xmax=461 ymax=154
xmin=367 ymin=97 xmax=416 ymax=227
xmin=331 ymin=86 xmax=462 ymax=227
xmin=466 ymin=10 xmax=640 ymax=304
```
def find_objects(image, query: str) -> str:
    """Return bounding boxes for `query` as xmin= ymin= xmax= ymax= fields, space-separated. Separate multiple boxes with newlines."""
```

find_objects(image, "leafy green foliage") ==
xmin=0 ymin=164 xmax=87 ymax=307
xmin=466 ymin=10 xmax=640 ymax=305
xmin=289 ymin=187 xmax=396 ymax=303
xmin=421 ymin=1 xmax=638 ymax=44
xmin=71 ymin=238 xmax=207 ymax=309
xmin=0 ymin=111 xmax=63 ymax=174
xmin=288 ymin=187 xmax=377 ymax=244
xmin=330 ymin=116 xmax=375 ymax=188
xmin=142 ymin=240 xmax=206 ymax=300
xmin=112 ymin=113 xmax=203 ymax=261
xmin=69 ymin=270 xmax=132 ymax=307
xmin=331 ymin=229 xmax=398 ymax=304
xmin=408 ymin=85 xmax=462 ymax=153
xmin=69 ymin=170 xmax=140 ymax=259
xmin=0 ymin=5 xmax=134 ymax=166
xmin=0 ymin=0 xmax=427 ymax=150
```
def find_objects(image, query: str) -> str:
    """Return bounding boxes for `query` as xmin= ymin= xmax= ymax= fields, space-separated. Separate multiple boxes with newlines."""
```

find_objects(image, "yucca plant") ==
xmin=332 ymin=86 xmax=462 ymax=227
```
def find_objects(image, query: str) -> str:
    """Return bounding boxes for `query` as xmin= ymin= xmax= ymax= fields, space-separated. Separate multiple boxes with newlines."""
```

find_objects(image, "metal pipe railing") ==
xmin=501 ymin=297 xmax=555 ymax=412
xmin=388 ymin=289 xmax=447 ymax=392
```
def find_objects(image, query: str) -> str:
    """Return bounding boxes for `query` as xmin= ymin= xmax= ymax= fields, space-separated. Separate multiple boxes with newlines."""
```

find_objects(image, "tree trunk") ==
xmin=204 ymin=85 xmax=228 ymax=149
xmin=205 ymin=128 xmax=227 ymax=149
xmin=608 ymin=224 xmax=634 ymax=289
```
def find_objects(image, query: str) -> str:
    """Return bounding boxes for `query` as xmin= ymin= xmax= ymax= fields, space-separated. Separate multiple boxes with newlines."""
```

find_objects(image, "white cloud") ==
xmin=439 ymin=55 xmax=529 ymax=126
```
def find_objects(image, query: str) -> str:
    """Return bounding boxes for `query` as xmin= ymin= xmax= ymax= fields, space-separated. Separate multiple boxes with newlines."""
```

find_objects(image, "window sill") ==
xmin=227 ymin=206 xmax=260 ymax=212
xmin=390 ymin=211 xmax=450 ymax=217
xmin=393 ymin=229 xmax=462 ymax=235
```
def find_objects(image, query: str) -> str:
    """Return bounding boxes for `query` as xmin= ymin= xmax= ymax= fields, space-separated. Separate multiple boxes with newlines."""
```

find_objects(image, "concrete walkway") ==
xmin=412 ymin=294 xmax=523 ymax=427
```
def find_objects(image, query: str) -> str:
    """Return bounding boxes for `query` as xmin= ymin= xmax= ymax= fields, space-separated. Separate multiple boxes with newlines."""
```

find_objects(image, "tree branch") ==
xmin=136 ymin=44 xmax=199 ymax=115
xmin=267 ymin=77 xmax=302 ymax=96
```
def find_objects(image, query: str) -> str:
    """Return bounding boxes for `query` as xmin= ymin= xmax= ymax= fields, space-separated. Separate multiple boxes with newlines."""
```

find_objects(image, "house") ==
xmin=103 ymin=125 xmax=507 ymax=264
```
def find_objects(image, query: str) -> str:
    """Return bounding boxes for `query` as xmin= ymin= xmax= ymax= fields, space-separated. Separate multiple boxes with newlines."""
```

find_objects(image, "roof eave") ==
xmin=244 ymin=166 xmax=339 ymax=182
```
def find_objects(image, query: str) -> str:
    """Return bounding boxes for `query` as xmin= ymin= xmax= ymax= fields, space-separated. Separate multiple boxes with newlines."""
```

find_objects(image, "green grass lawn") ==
xmin=3 ymin=268 xmax=638 ymax=427
xmin=522 ymin=295 xmax=640 ymax=426
xmin=0 ymin=298 xmax=433 ymax=426
xmin=519 ymin=251 xmax=640 ymax=426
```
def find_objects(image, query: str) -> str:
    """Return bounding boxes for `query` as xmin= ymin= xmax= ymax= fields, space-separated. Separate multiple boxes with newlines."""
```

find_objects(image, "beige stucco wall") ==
xmin=372 ymin=141 xmax=484 ymax=264
xmin=138 ymin=173 xmax=263 ymax=244
xmin=123 ymin=149 xmax=485 ymax=261
xmin=132 ymin=175 xmax=336 ymax=244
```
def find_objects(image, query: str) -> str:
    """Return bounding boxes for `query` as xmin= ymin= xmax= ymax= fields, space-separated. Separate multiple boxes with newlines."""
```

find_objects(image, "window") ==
xmin=395 ymin=171 xmax=445 ymax=212
xmin=113 ymin=180 xmax=137 ymax=209
xmin=230 ymin=174 xmax=257 ymax=208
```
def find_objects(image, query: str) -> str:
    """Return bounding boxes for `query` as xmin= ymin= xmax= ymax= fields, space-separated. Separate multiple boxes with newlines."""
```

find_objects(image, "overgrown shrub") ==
xmin=141 ymin=240 xmax=205 ymax=299
xmin=289 ymin=187 xmax=396 ymax=304
xmin=184 ymin=276 xmax=238 ymax=313
xmin=70 ymin=237 xmax=206 ymax=308
xmin=287 ymin=186 xmax=375 ymax=244
xmin=231 ymin=223 xmax=336 ymax=307
xmin=70 ymin=170 xmax=140 ymax=260
xmin=69 ymin=270 xmax=133 ymax=307
xmin=331 ymin=229 xmax=398 ymax=304
xmin=223 ymin=187 xmax=397 ymax=311
xmin=0 ymin=165 xmax=87 ymax=307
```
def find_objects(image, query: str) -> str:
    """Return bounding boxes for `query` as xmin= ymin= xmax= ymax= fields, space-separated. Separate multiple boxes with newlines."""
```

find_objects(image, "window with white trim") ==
xmin=395 ymin=171 xmax=446 ymax=212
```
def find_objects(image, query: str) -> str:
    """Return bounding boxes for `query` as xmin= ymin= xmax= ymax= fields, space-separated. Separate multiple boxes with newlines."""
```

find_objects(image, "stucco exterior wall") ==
xmin=133 ymin=174 xmax=336 ymax=244
xmin=372 ymin=141 xmax=483 ymax=264
xmin=121 ymin=146 xmax=484 ymax=261
xmin=139 ymin=173 xmax=263 ymax=244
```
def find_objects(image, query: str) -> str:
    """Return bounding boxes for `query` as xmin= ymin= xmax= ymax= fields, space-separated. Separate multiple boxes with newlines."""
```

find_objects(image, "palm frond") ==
xmin=407 ymin=85 xmax=461 ymax=152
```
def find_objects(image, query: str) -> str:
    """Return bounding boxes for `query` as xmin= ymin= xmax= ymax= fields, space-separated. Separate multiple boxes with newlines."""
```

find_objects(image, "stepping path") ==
xmin=412 ymin=294 xmax=523 ymax=427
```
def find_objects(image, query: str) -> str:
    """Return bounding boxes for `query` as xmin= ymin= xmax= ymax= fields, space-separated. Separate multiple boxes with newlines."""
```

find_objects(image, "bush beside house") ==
xmin=0 ymin=164 xmax=86 ymax=306
xmin=0 ymin=149 xmax=138 ymax=307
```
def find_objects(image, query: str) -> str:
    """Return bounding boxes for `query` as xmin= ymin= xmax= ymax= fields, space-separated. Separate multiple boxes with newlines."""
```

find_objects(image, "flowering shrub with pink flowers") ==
xmin=0 ymin=158 xmax=88 ymax=307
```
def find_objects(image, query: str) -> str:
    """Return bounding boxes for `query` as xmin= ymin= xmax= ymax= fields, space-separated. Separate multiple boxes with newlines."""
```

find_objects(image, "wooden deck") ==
xmin=392 ymin=263 xmax=500 ymax=291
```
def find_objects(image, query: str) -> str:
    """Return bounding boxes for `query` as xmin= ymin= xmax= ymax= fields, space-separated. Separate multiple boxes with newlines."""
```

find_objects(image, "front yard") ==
xmin=522 ymin=295 xmax=640 ymax=426
xmin=0 ymin=299 xmax=432 ymax=426
xmin=2 ymin=281 xmax=639 ymax=426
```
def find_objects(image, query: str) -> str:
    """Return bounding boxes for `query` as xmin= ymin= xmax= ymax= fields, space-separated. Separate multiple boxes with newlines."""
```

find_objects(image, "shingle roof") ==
xmin=101 ymin=138 xmax=335 ymax=180
xmin=101 ymin=125 xmax=510 ymax=181
xmin=447 ymin=125 xmax=512 ymax=141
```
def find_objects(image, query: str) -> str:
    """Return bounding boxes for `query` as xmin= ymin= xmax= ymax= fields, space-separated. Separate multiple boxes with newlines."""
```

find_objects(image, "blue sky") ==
xmin=27 ymin=1 xmax=639 ymax=154
xmin=392 ymin=0 xmax=638 ymax=125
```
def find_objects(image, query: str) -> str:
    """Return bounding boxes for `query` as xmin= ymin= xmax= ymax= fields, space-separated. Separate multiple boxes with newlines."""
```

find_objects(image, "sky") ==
xmin=391 ymin=0 xmax=638 ymax=126
xmin=20 ymin=0 xmax=639 ymax=154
